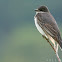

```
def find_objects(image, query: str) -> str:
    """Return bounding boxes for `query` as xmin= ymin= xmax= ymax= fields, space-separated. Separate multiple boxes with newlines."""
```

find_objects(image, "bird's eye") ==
xmin=40 ymin=9 xmax=43 ymax=11
xmin=39 ymin=8 xmax=45 ymax=11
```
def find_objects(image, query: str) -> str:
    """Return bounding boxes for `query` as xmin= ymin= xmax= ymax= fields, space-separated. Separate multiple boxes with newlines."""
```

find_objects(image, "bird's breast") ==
xmin=34 ymin=16 xmax=48 ymax=38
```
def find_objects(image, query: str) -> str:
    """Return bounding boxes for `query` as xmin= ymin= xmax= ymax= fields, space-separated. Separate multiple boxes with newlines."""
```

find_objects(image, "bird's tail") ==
xmin=59 ymin=40 xmax=62 ymax=51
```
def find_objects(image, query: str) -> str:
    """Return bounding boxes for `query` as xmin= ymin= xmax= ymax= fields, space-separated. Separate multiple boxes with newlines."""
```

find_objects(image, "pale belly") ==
xmin=34 ymin=17 xmax=48 ymax=38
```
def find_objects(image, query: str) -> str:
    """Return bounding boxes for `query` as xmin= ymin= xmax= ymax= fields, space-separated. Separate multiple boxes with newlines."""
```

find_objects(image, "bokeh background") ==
xmin=0 ymin=0 xmax=62 ymax=62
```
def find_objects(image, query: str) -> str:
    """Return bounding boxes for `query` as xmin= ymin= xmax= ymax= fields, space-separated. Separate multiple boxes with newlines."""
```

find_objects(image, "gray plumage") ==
xmin=35 ymin=6 xmax=62 ymax=48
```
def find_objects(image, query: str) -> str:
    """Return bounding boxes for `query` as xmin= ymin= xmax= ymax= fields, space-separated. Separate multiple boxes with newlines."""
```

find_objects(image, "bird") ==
xmin=34 ymin=5 xmax=62 ymax=54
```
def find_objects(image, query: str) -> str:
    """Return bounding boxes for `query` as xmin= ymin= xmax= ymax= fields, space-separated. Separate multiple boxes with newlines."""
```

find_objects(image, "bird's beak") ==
xmin=35 ymin=9 xmax=38 ymax=11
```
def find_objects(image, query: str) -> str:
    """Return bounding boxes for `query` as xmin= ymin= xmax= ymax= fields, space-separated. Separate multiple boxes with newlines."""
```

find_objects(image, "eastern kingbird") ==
xmin=34 ymin=6 xmax=62 ymax=52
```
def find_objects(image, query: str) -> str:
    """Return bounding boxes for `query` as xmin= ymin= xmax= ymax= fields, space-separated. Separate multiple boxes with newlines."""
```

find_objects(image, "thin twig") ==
xmin=46 ymin=39 xmax=56 ymax=53
xmin=47 ymin=39 xmax=61 ymax=62
xmin=42 ymin=35 xmax=61 ymax=62
xmin=56 ymin=53 xmax=61 ymax=62
xmin=43 ymin=35 xmax=56 ymax=53
xmin=45 ymin=38 xmax=61 ymax=62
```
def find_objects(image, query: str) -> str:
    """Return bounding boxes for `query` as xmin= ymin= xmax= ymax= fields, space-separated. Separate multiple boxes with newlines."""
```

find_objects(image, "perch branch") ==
xmin=46 ymin=39 xmax=61 ymax=62
xmin=42 ymin=35 xmax=61 ymax=62
xmin=42 ymin=35 xmax=56 ymax=53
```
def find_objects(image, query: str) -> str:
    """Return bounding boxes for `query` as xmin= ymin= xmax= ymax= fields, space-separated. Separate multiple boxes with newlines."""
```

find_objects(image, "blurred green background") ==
xmin=0 ymin=0 xmax=62 ymax=62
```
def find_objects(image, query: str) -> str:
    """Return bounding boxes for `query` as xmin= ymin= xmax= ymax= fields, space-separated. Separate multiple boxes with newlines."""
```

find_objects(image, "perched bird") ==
xmin=34 ymin=5 xmax=62 ymax=53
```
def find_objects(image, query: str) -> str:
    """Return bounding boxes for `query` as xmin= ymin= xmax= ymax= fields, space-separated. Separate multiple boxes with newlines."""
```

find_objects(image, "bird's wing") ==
xmin=36 ymin=13 xmax=61 ymax=44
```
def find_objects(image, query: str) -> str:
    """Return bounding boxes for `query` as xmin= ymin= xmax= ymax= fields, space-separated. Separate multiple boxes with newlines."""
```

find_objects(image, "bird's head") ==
xmin=35 ymin=6 xmax=49 ymax=12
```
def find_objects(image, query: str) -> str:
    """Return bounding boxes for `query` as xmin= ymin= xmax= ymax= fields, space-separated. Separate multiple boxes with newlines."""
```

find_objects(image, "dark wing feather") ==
xmin=36 ymin=13 xmax=61 ymax=44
